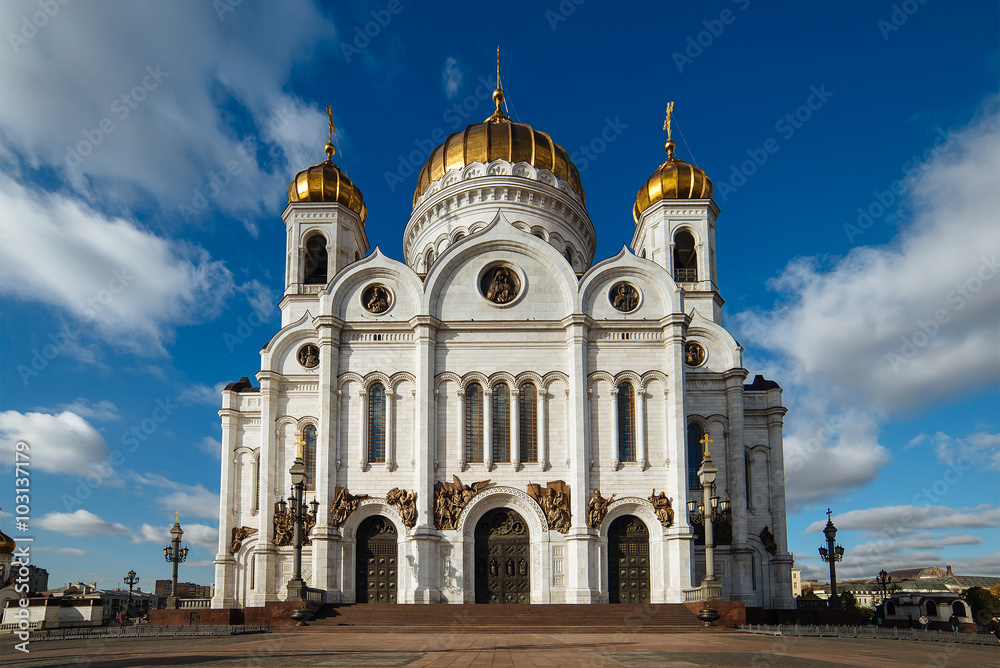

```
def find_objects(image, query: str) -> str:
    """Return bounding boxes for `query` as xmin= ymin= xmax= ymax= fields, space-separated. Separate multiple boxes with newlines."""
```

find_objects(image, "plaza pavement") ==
xmin=2 ymin=631 xmax=998 ymax=668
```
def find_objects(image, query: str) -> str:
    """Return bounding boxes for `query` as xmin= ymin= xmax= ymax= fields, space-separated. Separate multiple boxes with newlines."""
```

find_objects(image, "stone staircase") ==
xmin=299 ymin=603 xmax=734 ymax=633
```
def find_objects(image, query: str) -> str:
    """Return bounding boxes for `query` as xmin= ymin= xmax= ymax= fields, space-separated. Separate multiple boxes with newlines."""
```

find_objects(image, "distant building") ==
xmin=154 ymin=580 xmax=212 ymax=599
xmin=1 ymin=582 xmax=157 ymax=631
xmin=790 ymin=568 xmax=801 ymax=599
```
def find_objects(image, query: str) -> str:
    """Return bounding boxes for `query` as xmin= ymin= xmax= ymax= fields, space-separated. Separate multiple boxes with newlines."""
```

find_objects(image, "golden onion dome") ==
xmin=413 ymin=77 xmax=584 ymax=206
xmin=633 ymin=139 xmax=712 ymax=222
xmin=288 ymin=107 xmax=367 ymax=223
xmin=0 ymin=527 xmax=14 ymax=555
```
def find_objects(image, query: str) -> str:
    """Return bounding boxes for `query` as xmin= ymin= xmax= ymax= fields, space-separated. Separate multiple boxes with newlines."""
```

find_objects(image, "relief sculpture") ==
xmin=586 ymin=488 xmax=615 ymax=528
xmin=272 ymin=503 xmax=316 ymax=547
xmin=330 ymin=486 xmax=368 ymax=528
xmin=433 ymin=475 xmax=491 ymax=530
xmin=528 ymin=480 xmax=571 ymax=533
xmin=386 ymin=487 xmax=417 ymax=528
xmin=230 ymin=525 xmax=257 ymax=554
xmin=649 ymin=489 xmax=675 ymax=528
xmin=760 ymin=525 xmax=778 ymax=555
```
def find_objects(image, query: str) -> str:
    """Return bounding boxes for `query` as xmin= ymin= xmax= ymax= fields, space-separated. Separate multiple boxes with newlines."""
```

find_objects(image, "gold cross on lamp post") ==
xmin=292 ymin=434 xmax=306 ymax=459
xmin=699 ymin=433 xmax=714 ymax=458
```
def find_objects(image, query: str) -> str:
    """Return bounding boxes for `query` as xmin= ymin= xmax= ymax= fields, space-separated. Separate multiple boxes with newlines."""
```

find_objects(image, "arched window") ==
xmin=303 ymin=234 xmax=328 ymax=284
xmin=302 ymin=424 xmax=317 ymax=490
xmin=425 ymin=247 xmax=435 ymax=270
xmin=926 ymin=601 xmax=937 ymax=617
xmin=745 ymin=451 xmax=752 ymax=506
xmin=519 ymin=383 xmax=538 ymax=462
xmin=673 ymin=229 xmax=697 ymax=282
xmin=368 ymin=383 xmax=386 ymax=463
xmin=564 ymin=247 xmax=574 ymax=266
xmin=465 ymin=383 xmax=484 ymax=463
xmin=617 ymin=383 xmax=636 ymax=462
xmin=687 ymin=423 xmax=704 ymax=491
xmin=952 ymin=601 xmax=965 ymax=618
xmin=492 ymin=383 xmax=510 ymax=462
xmin=886 ymin=601 xmax=896 ymax=615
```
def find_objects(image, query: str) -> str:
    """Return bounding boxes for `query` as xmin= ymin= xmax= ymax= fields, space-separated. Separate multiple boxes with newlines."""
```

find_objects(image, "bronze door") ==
xmin=356 ymin=516 xmax=397 ymax=603
xmin=608 ymin=515 xmax=650 ymax=603
xmin=475 ymin=508 xmax=530 ymax=603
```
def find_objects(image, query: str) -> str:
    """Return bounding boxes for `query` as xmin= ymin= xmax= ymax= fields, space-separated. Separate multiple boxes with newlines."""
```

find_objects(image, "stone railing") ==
xmin=304 ymin=588 xmax=324 ymax=603
xmin=177 ymin=598 xmax=211 ymax=609
xmin=684 ymin=583 xmax=723 ymax=603
xmin=27 ymin=625 xmax=270 ymax=641
xmin=741 ymin=624 xmax=999 ymax=646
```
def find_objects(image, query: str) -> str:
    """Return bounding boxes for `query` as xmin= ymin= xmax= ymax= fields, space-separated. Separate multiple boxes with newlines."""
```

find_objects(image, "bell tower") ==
xmin=631 ymin=103 xmax=722 ymax=323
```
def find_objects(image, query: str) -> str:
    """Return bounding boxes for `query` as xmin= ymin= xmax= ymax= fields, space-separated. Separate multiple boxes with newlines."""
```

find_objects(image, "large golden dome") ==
xmin=0 ymin=528 xmax=14 ymax=555
xmin=413 ymin=83 xmax=584 ymax=206
xmin=288 ymin=110 xmax=367 ymax=223
xmin=633 ymin=138 xmax=712 ymax=222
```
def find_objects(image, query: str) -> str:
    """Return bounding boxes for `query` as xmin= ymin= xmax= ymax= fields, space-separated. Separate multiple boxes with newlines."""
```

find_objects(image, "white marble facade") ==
xmin=211 ymin=127 xmax=794 ymax=610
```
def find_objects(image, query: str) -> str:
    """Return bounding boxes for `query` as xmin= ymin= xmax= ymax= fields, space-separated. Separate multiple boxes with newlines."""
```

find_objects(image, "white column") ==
xmin=636 ymin=384 xmax=648 ymax=469
xmin=484 ymin=388 xmax=493 ymax=469
xmin=385 ymin=384 xmax=396 ymax=471
xmin=539 ymin=386 xmax=549 ymax=470
xmin=511 ymin=387 xmax=520 ymax=468
xmin=358 ymin=388 xmax=368 ymax=471
xmin=411 ymin=316 xmax=441 ymax=602
xmin=253 ymin=371 xmax=281 ymax=604
xmin=211 ymin=397 xmax=239 ymax=608
xmin=312 ymin=316 xmax=341 ymax=601
xmin=610 ymin=386 xmax=620 ymax=469
xmin=662 ymin=314 xmax=692 ymax=603
xmin=767 ymin=400 xmax=794 ymax=609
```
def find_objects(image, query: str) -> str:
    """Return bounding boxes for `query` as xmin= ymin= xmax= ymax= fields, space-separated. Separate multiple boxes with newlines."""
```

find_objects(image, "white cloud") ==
xmin=133 ymin=522 xmax=218 ymax=554
xmin=37 ymin=509 xmax=128 ymax=537
xmin=0 ymin=410 xmax=108 ymax=476
xmin=804 ymin=504 xmax=1000 ymax=536
xmin=909 ymin=430 xmax=1000 ymax=471
xmin=442 ymin=56 xmax=463 ymax=99
xmin=47 ymin=398 xmax=120 ymax=422
xmin=0 ymin=2 xmax=336 ymax=221
xmin=37 ymin=546 xmax=88 ymax=556
xmin=177 ymin=382 xmax=226 ymax=406
xmin=735 ymin=100 xmax=1000 ymax=414
xmin=196 ymin=436 xmax=222 ymax=459
xmin=0 ymin=176 xmax=236 ymax=353
xmin=130 ymin=472 xmax=220 ymax=519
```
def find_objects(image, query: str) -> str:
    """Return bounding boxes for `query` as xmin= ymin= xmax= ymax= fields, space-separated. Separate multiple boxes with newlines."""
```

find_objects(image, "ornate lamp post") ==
xmin=875 ymin=569 xmax=893 ymax=605
xmin=123 ymin=569 xmax=139 ymax=621
xmin=162 ymin=511 xmax=189 ymax=609
xmin=818 ymin=508 xmax=845 ymax=609
xmin=277 ymin=434 xmax=319 ymax=605
xmin=686 ymin=433 xmax=731 ymax=625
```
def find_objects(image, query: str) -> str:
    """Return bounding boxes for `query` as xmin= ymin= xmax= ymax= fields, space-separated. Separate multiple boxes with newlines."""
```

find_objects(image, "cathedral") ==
xmin=211 ymin=71 xmax=794 ymax=609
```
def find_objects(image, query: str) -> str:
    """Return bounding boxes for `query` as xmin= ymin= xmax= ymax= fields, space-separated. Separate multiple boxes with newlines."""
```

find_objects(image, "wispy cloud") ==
xmin=37 ymin=509 xmax=128 ymax=537
xmin=442 ymin=56 xmax=463 ymax=99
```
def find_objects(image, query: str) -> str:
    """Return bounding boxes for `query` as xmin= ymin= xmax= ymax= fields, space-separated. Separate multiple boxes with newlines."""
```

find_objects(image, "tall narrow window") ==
xmin=745 ymin=452 xmax=752 ymax=507
xmin=303 ymin=234 xmax=328 ymax=284
xmin=253 ymin=453 xmax=260 ymax=513
xmin=368 ymin=383 xmax=386 ymax=463
xmin=492 ymin=383 xmax=511 ymax=462
xmin=465 ymin=383 xmax=484 ymax=462
xmin=673 ymin=230 xmax=697 ymax=282
xmin=617 ymin=383 xmax=636 ymax=462
xmin=302 ymin=424 xmax=317 ymax=490
xmin=687 ymin=423 xmax=703 ymax=491
xmin=519 ymin=383 xmax=538 ymax=462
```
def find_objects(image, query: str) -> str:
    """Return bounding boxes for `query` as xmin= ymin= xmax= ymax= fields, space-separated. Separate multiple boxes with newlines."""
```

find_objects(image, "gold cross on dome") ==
xmin=663 ymin=101 xmax=674 ymax=140
xmin=175 ymin=510 xmax=180 ymax=523
xmin=293 ymin=434 xmax=306 ymax=458
xmin=699 ymin=432 xmax=713 ymax=458
xmin=325 ymin=105 xmax=335 ymax=142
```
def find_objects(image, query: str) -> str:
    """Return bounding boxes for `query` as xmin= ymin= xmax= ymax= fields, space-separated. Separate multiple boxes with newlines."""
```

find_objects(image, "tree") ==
xmin=962 ymin=587 xmax=1000 ymax=625
xmin=841 ymin=591 xmax=858 ymax=611
xmin=800 ymin=586 xmax=820 ymax=600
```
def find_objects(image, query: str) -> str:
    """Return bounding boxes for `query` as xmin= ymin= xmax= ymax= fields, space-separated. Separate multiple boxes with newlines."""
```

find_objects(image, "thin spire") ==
xmin=663 ymin=100 xmax=676 ymax=160
xmin=484 ymin=46 xmax=509 ymax=123
xmin=324 ymin=105 xmax=336 ymax=161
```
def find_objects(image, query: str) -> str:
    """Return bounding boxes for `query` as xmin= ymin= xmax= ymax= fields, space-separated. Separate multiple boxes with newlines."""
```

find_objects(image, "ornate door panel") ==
xmin=356 ymin=516 xmax=397 ymax=603
xmin=475 ymin=508 xmax=530 ymax=604
xmin=608 ymin=515 xmax=650 ymax=603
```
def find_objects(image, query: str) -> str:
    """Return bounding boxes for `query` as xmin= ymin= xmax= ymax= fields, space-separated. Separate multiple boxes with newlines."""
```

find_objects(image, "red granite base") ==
xmin=150 ymin=601 xmax=319 ymax=628
xmin=683 ymin=600 xmax=746 ymax=627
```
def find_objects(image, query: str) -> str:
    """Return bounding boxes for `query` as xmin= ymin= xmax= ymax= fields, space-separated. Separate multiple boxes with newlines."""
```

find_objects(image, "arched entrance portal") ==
xmin=474 ymin=508 xmax=530 ymax=603
xmin=608 ymin=515 xmax=650 ymax=603
xmin=356 ymin=516 xmax=397 ymax=603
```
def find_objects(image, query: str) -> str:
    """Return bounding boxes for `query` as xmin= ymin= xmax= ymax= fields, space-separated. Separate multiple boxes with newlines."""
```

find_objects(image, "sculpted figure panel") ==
xmin=434 ymin=475 xmax=491 ymax=530
xmin=272 ymin=503 xmax=316 ymax=546
xmin=230 ymin=525 xmax=257 ymax=554
xmin=330 ymin=486 xmax=368 ymax=528
xmin=649 ymin=490 xmax=674 ymax=528
xmin=528 ymin=480 xmax=571 ymax=533
xmin=386 ymin=487 xmax=417 ymax=528
xmin=586 ymin=488 xmax=614 ymax=528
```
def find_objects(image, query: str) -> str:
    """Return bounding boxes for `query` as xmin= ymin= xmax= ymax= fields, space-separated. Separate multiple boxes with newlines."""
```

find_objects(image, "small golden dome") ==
xmin=413 ymin=63 xmax=584 ymax=206
xmin=0 ymin=528 xmax=15 ymax=555
xmin=287 ymin=105 xmax=367 ymax=223
xmin=633 ymin=106 xmax=712 ymax=223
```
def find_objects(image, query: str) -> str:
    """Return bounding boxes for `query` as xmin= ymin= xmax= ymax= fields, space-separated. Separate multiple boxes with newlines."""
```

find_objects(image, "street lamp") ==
xmin=818 ymin=508 xmax=845 ymax=609
xmin=283 ymin=434 xmax=319 ymax=606
xmin=163 ymin=511 xmax=189 ymax=609
xmin=875 ymin=569 xmax=893 ymax=606
xmin=686 ymin=432 xmax=731 ymax=625
xmin=123 ymin=569 xmax=139 ymax=622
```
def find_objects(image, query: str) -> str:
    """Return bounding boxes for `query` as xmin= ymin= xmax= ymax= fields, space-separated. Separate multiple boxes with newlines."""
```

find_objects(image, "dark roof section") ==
xmin=224 ymin=377 xmax=260 ymax=393
xmin=743 ymin=375 xmax=781 ymax=391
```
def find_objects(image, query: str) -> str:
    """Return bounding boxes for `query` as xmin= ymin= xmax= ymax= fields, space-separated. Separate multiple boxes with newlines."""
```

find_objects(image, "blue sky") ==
xmin=0 ymin=1 xmax=997 ymax=592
